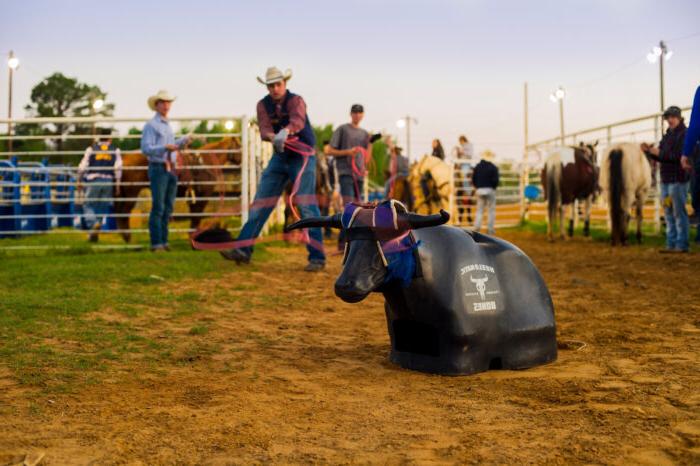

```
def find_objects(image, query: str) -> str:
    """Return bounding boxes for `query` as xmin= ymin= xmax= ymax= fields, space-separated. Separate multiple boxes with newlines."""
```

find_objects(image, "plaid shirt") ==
xmin=256 ymin=93 xmax=307 ymax=142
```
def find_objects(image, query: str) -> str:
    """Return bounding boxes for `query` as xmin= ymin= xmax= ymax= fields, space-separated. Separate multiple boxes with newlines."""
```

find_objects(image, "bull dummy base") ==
xmin=382 ymin=227 xmax=557 ymax=375
xmin=286 ymin=201 xmax=557 ymax=376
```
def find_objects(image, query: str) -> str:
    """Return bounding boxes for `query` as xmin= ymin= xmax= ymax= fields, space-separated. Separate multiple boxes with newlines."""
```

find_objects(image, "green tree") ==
xmin=313 ymin=124 xmax=334 ymax=152
xmin=369 ymin=139 xmax=389 ymax=187
xmin=23 ymin=72 xmax=115 ymax=159
xmin=114 ymin=127 xmax=143 ymax=152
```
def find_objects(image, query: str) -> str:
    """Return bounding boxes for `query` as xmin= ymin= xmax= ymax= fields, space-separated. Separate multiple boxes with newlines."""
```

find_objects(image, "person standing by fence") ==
xmin=77 ymin=128 xmax=122 ymax=242
xmin=643 ymin=106 xmax=689 ymax=253
xmin=452 ymin=135 xmax=475 ymax=223
xmin=472 ymin=149 xmax=499 ymax=235
xmin=220 ymin=67 xmax=326 ymax=272
xmin=431 ymin=139 xmax=445 ymax=160
xmin=681 ymin=85 xmax=700 ymax=244
xmin=141 ymin=90 xmax=191 ymax=252
xmin=326 ymin=104 xmax=370 ymax=206
xmin=326 ymin=104 xmax=371 ymax=251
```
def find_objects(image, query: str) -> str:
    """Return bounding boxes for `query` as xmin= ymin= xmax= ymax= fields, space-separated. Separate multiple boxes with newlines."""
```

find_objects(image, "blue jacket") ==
xmin=683 ymin=86 xmax=700 ymax=157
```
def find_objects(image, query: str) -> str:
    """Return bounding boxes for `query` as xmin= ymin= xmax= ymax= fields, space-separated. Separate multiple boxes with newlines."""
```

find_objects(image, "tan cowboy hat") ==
xmin=480 ymin=149 xmax=496 ymax=162
xmin=147 ymin=90 xmax=176 ymax=111
xmin=257 ymin=66 xmax=292 ymax=85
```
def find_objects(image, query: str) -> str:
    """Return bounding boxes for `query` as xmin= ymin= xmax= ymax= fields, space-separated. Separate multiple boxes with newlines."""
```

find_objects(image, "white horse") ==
xmin=598 ymin=143 xmax=652 ymax=245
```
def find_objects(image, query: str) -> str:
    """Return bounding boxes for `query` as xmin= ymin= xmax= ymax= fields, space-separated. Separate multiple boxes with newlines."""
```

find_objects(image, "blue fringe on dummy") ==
xmin=383 ymin=240 xmax=421 ymax=287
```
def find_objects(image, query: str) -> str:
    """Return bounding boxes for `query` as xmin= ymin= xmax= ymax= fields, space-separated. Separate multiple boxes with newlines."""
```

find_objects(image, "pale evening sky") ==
xmin=1 ymin=0 xmax=699 ymax=161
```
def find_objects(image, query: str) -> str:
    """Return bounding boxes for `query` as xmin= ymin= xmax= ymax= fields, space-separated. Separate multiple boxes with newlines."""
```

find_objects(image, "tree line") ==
xmin=3 ymin=72 xmax=389 ymax=185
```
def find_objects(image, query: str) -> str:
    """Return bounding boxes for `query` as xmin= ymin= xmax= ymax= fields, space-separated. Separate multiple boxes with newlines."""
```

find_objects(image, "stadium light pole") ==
xmin=396 ymin=115 xmax=418 ymax=159
xmin=549 ymin=86 xmax=566 ymax=145
xmin=646 ymin=40 xmax=673 ymax=132
xmin=7 ymin=51 xmax=19 ymax=152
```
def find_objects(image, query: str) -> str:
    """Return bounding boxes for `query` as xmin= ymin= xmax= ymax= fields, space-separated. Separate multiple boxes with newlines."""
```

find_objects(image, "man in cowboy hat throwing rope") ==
xmin=141 ymin=90 xmax=191 ymax=252
xmin=220 ymin=67 xmax=326 ymax=271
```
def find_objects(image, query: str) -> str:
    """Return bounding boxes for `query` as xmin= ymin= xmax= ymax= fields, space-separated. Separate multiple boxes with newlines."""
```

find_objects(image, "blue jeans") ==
xmin=338 ymin=174 xmax=364 ymax=205
xmin=661 ymin=182 xmax=690 ymax=251
xmin=238 ymin=152 xmax=325 ymax=264
xmin=84 ymin=180 xmax=113 ymax=229
xmin=474 ymin=187 xmax=496 ymax=235
xmin=338 ymin=174 xmax=364 ymax=249
xmin=148 ymin=163 xmax=178 ymax=247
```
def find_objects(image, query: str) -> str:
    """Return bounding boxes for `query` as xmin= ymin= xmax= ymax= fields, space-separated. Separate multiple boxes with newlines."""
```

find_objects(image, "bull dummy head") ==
xmin=285 ymin=200 xmax=449 ymax=303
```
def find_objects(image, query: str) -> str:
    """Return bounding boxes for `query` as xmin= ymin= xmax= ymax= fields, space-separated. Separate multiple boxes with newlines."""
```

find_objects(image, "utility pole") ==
xmin=396 ymin=115 xmax=418 ymax=159
xmin=647 ymin=40 xmax=672 ymax=134
xmin=520 ymin=82 xmax=529 ymax=221
xmin=7 ymin=51 xmax=20 ymax=153
xmin=550 ymin=86 xmax=566 ymax=145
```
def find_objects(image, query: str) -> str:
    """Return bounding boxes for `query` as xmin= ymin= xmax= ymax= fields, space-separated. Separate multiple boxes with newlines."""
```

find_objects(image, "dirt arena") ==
xmin=1 ymin=231 xmax=699 ymax=465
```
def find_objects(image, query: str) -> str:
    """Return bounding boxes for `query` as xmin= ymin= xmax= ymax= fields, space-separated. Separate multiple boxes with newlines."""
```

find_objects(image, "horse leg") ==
xmin=559 ymin=204 xmax=566 ymax=240
xmin=568 ymin=202 xmax=575 ymax=237
xmin=635 ymin=196 xmax=644 ymax=244
xmin=583 ymin=196 xmax=591 ymax=237
xmin=546 ymin=204 xmax=553 ymax=242
xmin=621 ymin=211 xmax=630 ymax=246
xmin=188 ymin=200 xmax=208 ymax=230
xmin=114 ymin=198 xmax=136 ymax=243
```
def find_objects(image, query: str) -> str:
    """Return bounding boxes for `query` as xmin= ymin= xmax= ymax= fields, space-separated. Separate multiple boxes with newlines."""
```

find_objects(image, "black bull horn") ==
xmin=284 ymin=209 xmax=450 ymax=232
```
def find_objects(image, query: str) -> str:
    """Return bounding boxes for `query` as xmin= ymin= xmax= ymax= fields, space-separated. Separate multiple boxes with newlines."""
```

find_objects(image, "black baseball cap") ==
xmin=350 ymin=104 xmax=364 ymax=113
xmin=663 ymin=106 xmax=682 ymax=119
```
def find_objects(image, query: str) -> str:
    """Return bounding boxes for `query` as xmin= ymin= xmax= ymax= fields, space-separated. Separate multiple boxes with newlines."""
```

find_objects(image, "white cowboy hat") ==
xmin=147 ymin=90 xmax=176 ymax=111
xmin=480 ymin=149 xmax=496 ymax=162
xmin=257 ymin=67 xmax=292 ymax=85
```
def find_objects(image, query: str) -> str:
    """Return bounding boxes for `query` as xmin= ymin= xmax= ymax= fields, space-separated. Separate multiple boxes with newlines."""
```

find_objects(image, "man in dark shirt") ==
xmin=326 ymin=104 xmax=370 ymax=205
xmin=220 ymin=67 xmax=325 ymax=271
xmin=644 ymin=106 xmax=689 ymax=252
xmin=471 ymin=150 xmax=500 ymax=235
xmin=326 ymin=104 xmax=371 ymax=251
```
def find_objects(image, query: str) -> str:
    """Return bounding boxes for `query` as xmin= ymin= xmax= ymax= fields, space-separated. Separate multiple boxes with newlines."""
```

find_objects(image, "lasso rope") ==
xmin=190 ymin=136 xmax=322 ymax=253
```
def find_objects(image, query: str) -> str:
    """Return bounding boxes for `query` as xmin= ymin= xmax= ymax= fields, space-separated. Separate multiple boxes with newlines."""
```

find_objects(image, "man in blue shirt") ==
xmin=140 ymin=90 xmax=190 ymax=252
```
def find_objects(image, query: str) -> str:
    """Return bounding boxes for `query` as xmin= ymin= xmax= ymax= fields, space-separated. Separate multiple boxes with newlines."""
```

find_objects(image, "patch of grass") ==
xmin=188 ymin=325 xmax=209 ymax=336
xmin=0 ymin=233 xmax=272 ymax=394
xmin=509 ymin=219 xmax=674 ymax=248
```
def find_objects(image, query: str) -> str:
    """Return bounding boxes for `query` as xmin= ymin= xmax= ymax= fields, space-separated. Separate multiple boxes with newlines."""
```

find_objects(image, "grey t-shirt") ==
xmin=330 ymin=123 xmax=370 ymax=177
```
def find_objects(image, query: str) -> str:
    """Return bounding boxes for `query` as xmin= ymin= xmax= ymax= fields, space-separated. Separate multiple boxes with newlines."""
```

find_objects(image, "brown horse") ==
xmin=115 ymin=137 xmax=241 ymax=242
xmin=541 ymin=142 xmax=599 ymax=241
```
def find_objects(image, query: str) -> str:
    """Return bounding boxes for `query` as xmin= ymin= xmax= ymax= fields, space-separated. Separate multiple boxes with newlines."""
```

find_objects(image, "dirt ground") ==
xmin=1 ymin=231 xmax=699 ymax=465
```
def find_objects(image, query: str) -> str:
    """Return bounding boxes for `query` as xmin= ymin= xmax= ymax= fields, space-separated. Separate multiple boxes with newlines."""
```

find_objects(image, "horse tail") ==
xmin=545 ymin=160 xmax=561 ymax=219
xmin=608 ymin=149 xmax=624 ymax=241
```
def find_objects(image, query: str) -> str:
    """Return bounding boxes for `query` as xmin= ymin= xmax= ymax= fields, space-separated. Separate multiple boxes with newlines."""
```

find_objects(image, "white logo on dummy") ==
xmin=462 ymin=264 xmax=499 ymax=312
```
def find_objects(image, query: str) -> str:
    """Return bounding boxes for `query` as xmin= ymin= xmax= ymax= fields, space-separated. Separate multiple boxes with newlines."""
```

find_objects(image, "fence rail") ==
xmin=520 ymin=106 xmax=693 ymax=233
xmin=0 ymin=114 xmax=276 ymax=246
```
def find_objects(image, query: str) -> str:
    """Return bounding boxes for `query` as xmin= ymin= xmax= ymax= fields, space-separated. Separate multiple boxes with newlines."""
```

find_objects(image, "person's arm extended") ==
xmin=326 ymin=146 xmax=356 ymax=157
xmin=683 ymin=86 xmax=700 ymax=157
xmin=175 ymin=134 xmax=191 ymax=148
xmin=140 ymin=123 xmax=166 ymax=158
xmin=256 ymin=100 xmax=275 ymax=142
